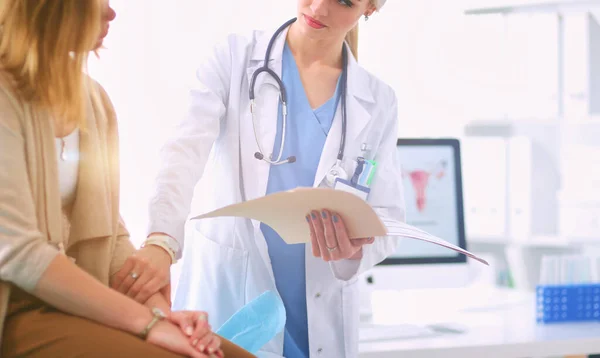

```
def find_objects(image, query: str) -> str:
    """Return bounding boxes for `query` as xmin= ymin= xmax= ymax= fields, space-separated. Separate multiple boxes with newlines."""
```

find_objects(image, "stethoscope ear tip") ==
xmin=254 ymin=152 xmax=264 ymax=160
xmin=287 ymin=156 xmax=296 ymax=164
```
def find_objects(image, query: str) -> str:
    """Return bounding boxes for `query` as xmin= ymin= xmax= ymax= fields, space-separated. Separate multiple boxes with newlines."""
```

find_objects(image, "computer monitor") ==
xmin=362 ymin=138 xmax=471 ymax=292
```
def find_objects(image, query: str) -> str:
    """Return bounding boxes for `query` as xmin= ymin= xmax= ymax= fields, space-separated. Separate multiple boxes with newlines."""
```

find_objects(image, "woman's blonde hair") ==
xmin=0 ymin=0 xmax=104 ymax=127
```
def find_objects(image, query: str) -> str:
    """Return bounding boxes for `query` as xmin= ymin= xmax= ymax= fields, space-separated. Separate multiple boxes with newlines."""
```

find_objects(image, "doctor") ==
xmin=114 ymin=0 xmax=405 ymax=356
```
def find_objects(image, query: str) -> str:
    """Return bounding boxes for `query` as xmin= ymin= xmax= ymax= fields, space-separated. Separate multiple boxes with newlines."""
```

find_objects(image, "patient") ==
xmin=0 ymin=1 xmax=252 ymax=357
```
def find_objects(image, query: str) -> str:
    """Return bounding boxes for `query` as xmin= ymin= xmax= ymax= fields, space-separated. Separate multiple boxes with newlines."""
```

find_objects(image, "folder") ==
xmin=191 ymin=187 xmax=488 ymax=265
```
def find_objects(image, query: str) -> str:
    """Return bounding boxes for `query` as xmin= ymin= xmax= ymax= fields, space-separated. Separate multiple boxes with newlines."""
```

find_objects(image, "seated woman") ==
xmin=0 ymin=1 xmax=252 ymax=357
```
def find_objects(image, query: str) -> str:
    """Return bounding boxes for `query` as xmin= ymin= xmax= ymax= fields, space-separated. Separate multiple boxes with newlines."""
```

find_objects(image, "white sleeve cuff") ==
xmin=144 ymin=234 xmax=181 ymax=260
xmin=329 ymin=258 xmax=362 ymax=282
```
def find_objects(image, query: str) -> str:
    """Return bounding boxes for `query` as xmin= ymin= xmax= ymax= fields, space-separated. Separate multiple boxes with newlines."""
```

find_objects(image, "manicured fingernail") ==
xmin=311 ymin=213 xmax=316 ymax=219
xmin=333 ymin=215 xmax=339 ymax=223
xmin=198 ymin=314 xmax=207 ymax=321
xmin=208 ymin=347 xmax=215 ymax=354
xmin=199 ymin=345 xmax=205 ymax=351
xmin=186 ymin=327 xmax=193 ymax=336
xmin=192 ymin=338 xmax=199 ymax=346
xmin=321 ymin=211 xmax=327 ymax=218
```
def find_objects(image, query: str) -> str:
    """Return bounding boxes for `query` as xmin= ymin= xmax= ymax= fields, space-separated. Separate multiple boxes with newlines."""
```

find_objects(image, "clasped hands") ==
xmin=111 ymin=247 xmax=222 ymax=357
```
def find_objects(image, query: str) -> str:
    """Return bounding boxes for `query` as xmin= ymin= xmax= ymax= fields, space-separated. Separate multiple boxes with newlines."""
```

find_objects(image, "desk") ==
xmin=358 ymin=288 xmax=600 ymax=358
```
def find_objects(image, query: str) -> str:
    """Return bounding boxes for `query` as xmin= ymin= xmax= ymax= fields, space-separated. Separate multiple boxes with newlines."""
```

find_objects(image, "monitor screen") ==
xmin=382 ymin=138 xmax=467 ymax=265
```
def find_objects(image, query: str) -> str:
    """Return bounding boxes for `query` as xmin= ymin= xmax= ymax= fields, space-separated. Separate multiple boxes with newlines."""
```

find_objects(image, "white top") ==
xmin=55 ymin=128 xmax=80 ymax=207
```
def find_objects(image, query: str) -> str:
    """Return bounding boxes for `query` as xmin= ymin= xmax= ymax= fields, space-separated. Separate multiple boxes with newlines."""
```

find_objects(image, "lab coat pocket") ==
xmin=342 ymin=276 xmax=360 ymax=358
xmin=174 ymin=229 xmax=249 ymax=330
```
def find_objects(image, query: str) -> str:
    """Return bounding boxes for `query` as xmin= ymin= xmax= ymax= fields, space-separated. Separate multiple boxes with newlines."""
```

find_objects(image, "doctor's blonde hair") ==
xmin=0 ymin=0 xmax=104 ymax=127
xmin=344 ymin=0 xmax=378 ymax=60
xmin=345 ymin=26 xmax=360 ymax=60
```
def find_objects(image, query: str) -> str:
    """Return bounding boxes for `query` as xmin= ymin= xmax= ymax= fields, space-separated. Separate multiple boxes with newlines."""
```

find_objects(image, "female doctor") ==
xmin=113 ymin=0 xmax=405 ymax=356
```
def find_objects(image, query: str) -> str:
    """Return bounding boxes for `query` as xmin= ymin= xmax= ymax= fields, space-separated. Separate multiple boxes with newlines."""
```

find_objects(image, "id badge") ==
xmin=333 ymin=178 xmax=370 ymax=201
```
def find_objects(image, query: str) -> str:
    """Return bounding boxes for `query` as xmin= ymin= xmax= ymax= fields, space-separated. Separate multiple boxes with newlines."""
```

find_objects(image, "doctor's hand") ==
xmin=111 ymin=245 xmax=172 ymax=304
xmin=169 ymin=311 xmax=224 ymax=358
xmin=307 ymin=210 xmax=375 ymax=262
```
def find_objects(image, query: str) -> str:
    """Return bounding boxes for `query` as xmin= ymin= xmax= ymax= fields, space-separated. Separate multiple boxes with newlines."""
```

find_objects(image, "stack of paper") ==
xmin=191 ymin=187 xmax=488 ymax=265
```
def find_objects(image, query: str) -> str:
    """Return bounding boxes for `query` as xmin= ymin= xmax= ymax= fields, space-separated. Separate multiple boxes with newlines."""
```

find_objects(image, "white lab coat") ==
xmin=148 ymin=24 xmax=406 ymax=358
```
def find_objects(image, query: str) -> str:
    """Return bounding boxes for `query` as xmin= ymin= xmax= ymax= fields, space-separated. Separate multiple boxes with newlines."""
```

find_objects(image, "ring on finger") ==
xmin=130 ymin=272 xmax=139 ymax=280
xmin=326 ymin=246 xmax=338 ymax=252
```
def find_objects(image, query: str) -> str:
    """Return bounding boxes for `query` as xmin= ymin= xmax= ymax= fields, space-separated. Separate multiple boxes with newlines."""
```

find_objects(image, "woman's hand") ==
xmin=307 ymin=209 xmax=375 ymax=262
xmin=169 ymin=311 xmax=223 ymax=358
xmin=147 ymin=320 xmax=212 ymax=358
xmin=111 ymin=245 xmax=172 ymax=304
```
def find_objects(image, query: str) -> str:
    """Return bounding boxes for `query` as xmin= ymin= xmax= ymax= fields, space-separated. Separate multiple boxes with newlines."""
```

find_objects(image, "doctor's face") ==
xmin=296 ymin=0 xmax=375 ymax=42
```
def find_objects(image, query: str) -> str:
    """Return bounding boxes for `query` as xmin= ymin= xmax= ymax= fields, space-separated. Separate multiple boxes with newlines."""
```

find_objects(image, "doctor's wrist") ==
xmin=142 ymin=244 xmax=174 ymax=265
xmin=143 ymin=233 xmax=180 ymax=264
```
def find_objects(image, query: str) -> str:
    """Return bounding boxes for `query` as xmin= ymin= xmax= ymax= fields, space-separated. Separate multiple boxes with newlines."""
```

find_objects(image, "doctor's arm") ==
xmin=112 ymin=38 xmax=234 ymax=300
xmin=328 ymin=94 xmax=405 ymax=281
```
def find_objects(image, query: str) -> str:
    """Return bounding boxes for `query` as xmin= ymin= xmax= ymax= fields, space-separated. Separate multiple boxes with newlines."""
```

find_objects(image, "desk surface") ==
xmin=358 ymin=288 xmax=600 ymax=358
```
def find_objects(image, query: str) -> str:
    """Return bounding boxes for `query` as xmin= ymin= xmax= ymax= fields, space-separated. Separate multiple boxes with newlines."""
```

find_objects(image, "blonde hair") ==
xmin=345 ymin=25 xmax=360 ymax=60
xmin=0 ymin=0 xmax=104 ymax=127
xmin=345 ymin=0 xmax=379 ymax=60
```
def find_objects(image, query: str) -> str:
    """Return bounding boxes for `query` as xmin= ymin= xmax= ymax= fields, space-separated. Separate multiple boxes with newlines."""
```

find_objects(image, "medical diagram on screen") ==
xmin=392 ymin=146 xmax=460 ymax=259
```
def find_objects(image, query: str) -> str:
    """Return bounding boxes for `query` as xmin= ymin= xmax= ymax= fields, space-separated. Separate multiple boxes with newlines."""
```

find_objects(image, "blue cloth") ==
xmin=260 ymin=43 xmax=341 ymax=358
xmin=216 ymin=290 xmax=286 ymax=354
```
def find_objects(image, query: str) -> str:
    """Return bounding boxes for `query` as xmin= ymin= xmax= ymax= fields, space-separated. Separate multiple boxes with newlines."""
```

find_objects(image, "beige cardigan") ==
xmin=0 ymin=73 xmax=135 ymax=342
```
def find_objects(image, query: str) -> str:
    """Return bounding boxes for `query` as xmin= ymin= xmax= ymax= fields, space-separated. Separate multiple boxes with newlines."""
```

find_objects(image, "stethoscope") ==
xmin=249 ymin=17 xmax=349 ymax=185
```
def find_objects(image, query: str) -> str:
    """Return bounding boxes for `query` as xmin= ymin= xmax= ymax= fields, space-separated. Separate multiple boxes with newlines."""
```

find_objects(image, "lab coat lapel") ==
xmin=313 ymin=45 xmax=374 ymax=187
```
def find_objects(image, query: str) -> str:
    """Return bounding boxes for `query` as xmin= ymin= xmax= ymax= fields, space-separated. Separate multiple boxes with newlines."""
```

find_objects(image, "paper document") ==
xmin=191 ymin=187 xmax=488 ymax=265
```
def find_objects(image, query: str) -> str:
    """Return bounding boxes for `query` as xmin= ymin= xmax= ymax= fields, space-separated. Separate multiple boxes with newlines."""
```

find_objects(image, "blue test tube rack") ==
xmin=536 ymin=284 xmax=600 ymax=324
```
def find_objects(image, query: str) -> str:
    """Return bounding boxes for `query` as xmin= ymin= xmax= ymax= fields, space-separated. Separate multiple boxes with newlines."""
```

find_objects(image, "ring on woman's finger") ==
xmin=326 ymin=246 xmax=338 ymax=252
xmin=130 ymin=272 xmax=139 ymax=280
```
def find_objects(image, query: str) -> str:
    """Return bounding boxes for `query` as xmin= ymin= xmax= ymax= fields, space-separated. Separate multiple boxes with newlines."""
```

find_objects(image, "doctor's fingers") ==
xmin=320 ymin=210 xmax=343 ymax=261
xmin=329 ymin=212 xmax=356 ymax=259
xmin=133 ymin=276 xmax=166 ymax=303
xmin=124 ymin=270 xmax=154 ymax=301
xmin=309 ymin=211 xmax=332 ymax=261
xmin=114 ymin=259 xmax=147 ymax=294
xmin=110 ymin=257 xmax=135 ymax=290
xmin=307 ymin=215 xmax=321 ymax=258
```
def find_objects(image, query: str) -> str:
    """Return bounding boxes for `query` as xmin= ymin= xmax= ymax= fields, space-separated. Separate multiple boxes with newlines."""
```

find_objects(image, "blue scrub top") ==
xmin=260 ymin=43 xmax=341 ymax=358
